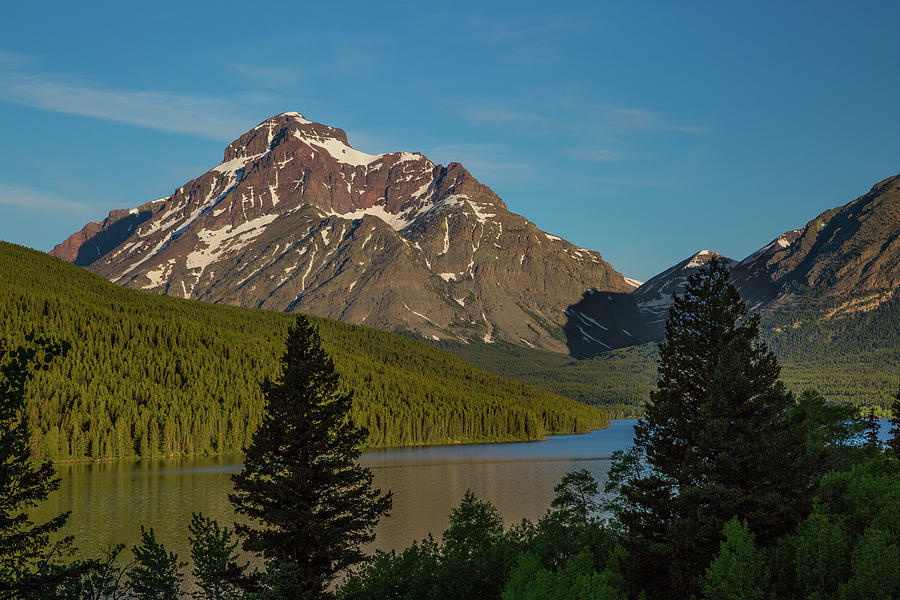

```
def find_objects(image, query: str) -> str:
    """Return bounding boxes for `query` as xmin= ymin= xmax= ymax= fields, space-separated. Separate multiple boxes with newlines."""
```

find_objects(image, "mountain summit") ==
xmin=52 ymin=112 xmax=642 ymax=352
xmin=632 ymin=250 xmax=737 ymax=336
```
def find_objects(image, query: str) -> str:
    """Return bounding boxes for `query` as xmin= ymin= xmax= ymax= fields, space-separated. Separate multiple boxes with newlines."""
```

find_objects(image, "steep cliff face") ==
xmin=52 ymin=112 xmax=637 ymax=352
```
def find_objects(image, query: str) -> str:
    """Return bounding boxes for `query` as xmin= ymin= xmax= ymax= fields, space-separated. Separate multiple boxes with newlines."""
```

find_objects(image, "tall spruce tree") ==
xmin=0 ymin=334 xmax=81 ymax=599
xmin=230 ymin=315 xmax=392 ymax=599
xmin=188 ymin=513 xmax=245 ymax=600
xmin=864 ymin=408 xmax=881 ymax=450
xmin=888 ymin=387 xmax=900 ymax=459
xmin=612 ymin=258 xmax=809 ymax=600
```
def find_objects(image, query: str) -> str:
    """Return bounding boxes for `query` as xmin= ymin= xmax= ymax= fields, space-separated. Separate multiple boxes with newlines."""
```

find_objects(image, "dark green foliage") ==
xmin=60 ymin=544 xmax=131 ymax=600
xmin=613 ymin=258 xmax=810 ymax=599
xmin=337 ymin=537 xmax=440 ymax=600
xmin=549 ymin=469 xmax=600 ymax=527
xmin=341 ymin=471 xmax=627 ymax=600
xmin=0 ymin=333 xmax=84 ymax=599
xmin=793 ymin=513 xmax=850 ymax=598
xmin=788 ymin=389 xmax=867 ymax=482
xmin=840 ymin=526 xmax=900 ymax=599
xmin=701 ymin=519 xmax=767 ymax=600
xmin=0 ymin=241 xmax=607 ymax=462
xmin=230 ymin=316 xmax=392 ymax=599
xmin=779 ymin=454 xmax=900 ymax=600
xmin=339 ymin=491 xmax=519 ymax=600
xmin=437 ymin=491 xmax=514 ymax=600
xmin=502 ymin=547 xmax=626 ymax=600
xmin=864 ymin=407 xmax=882 ymax=449
xmin=187 ymin=513 xmax=245 ymax=600
xmin=888 ymin=387 xmax=900 ymax=458
xmin=127 ymin=526 xmax=185 ymax=600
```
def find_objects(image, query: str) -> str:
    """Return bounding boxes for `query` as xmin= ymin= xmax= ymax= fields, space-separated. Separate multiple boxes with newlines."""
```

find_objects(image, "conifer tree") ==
xmin=0 ymin=334 xmax=80 ymax=599
xmin=127 ymin=526 xmax=185 ymax=600
xmin=888 ymin=387 xmax=900 ymax=459
xmin=612 ymin=258 xmax=809 ymax=600
xmin=187 ymin=513 xmax=245 ymax=600
xmin=863 ymin=408 xmax=881 ymax=450
xmin=230 ymin=315 xmax=392 ymax=599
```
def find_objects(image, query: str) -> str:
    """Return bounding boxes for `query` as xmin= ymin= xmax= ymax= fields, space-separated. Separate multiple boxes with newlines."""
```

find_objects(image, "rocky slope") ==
xmin=52 ymin=112 xmax=645 ymax=353
xmin=635 ymin=173 xmax=900 ymax=339
xmin=733 ymin=174 xmax=900 ymax=317
xmin=632 ymin=250 xmax=737 ymax=336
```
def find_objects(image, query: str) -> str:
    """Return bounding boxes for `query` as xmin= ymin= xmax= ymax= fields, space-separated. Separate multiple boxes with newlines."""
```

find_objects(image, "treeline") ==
xmin=0 ymin=242 xmax=607 ymax=462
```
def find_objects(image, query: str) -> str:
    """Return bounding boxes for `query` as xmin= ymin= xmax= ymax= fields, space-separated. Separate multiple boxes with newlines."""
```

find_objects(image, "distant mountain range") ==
xmin=50 ymin=113 xmax=900 ymax=378
xmin=51 ymin=112 xmax=645 ymax=353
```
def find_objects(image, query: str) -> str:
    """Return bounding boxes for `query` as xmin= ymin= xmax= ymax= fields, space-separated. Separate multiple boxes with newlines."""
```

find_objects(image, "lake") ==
xmin=34 ymin=417 xmax=893 ymax=563
xmin=35 ymin=419 xmax=639 ymax=563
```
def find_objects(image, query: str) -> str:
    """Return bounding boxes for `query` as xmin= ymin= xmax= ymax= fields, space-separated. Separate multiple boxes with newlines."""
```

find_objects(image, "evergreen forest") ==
xmin=0 ymin=242 xmax=607 ymax=462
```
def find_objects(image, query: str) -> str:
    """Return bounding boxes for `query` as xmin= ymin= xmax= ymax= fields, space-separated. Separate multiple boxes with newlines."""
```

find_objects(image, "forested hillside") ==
xmin=0 ymin=242 xmax=607 ymax=462
xmin=435 ymin=339 xmax=657 ymax=418
xmin=762 ymin=297 xmax=900 ymax=410
xmin=442 ymin=302 xmax=900 ymax=415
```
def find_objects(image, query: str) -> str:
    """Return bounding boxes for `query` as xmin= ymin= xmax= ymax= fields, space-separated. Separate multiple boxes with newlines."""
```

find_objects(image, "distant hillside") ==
xmin=0 ymin=242 xmax=607 ymax=462
xmin=434 ymin=339 xmax=658 ymax=418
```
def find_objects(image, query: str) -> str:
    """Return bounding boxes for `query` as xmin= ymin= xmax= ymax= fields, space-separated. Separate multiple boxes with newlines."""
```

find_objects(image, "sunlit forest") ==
xmin=0 ymin=242 xmax=607 ymax=461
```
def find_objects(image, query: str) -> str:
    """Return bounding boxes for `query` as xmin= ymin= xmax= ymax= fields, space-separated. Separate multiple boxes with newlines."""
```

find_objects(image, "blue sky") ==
xmin=1 ymin=1 xmax=898 ymax=281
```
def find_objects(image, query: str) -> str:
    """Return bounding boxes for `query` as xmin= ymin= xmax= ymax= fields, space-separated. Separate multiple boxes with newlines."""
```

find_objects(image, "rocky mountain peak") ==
xmin=632 ymin=249 xmax=737 ymax=336
xmin=50 ymin=111 xmax=638 ymax=354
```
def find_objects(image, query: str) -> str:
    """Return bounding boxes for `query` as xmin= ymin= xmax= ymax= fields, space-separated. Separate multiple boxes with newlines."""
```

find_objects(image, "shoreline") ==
xmin=48 ymin=423 xmax=619 ymax=465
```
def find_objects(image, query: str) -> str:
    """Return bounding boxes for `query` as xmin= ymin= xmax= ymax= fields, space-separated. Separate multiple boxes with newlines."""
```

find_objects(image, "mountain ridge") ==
xmin=52 ymin=112 xmax=645 ymax=353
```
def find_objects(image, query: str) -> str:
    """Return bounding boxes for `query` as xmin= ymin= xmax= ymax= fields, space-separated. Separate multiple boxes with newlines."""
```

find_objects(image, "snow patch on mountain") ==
xmin=293 ymin=130 xmax=383 ymax=167
xmin=185 ymin=213 xmax=280 ymax=276
xmin=685 ymin=250 xmax=714 ymax=268
xmin=328 ymin=204 xmax=413 ymax=231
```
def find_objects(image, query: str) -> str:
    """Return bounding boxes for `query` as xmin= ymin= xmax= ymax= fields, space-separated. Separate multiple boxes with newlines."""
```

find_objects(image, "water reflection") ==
xmin=37 ymin=417 xmax=895 ymax=562
xmin=36 ymin=420 xmax=636 ymax=560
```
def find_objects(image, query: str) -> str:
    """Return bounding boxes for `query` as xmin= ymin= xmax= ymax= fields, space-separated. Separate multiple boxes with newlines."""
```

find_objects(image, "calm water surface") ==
xmin=36 ymin=418 xmax=893 ymax=562
xmin=36 ymin=420 xmax=639 ymax=561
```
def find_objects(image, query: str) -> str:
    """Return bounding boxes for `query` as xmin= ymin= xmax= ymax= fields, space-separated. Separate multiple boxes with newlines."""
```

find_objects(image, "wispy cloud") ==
xmin=566 ymin=148 xmax=624 ymax=162
xmin=0 ymin=183 xmax=95 ymax=215
xmin=0 ymin=54 xmax=256 ymax=141
xmin=607 ymin=108 xmax=708 ymax=134
xmin=457 ymin=100 xmax=707 ymax=165
xmin=467 ymin=13 xmax=586 ymax=65
xmin=230 ymin=63 xmax=301 ymax=87
xmin=0 ymin=50 xmax=35 ymax=68
xmin=461 ymin=102 xmax=707 ymax=137
xmin=460 ymin=106 xmax=543 ymax=127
